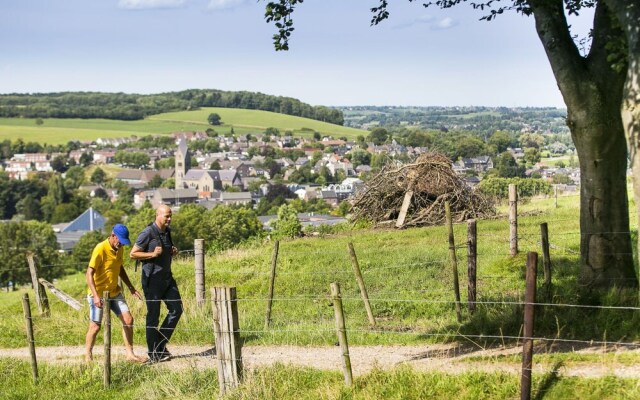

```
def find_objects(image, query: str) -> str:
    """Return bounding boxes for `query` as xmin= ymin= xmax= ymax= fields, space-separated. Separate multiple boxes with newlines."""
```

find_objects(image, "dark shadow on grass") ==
xmin=533 ymin=361 xmax=563 ymax=400
xmin=411 ymin=255 xmax=640 ymax=359
xmin=172 ymin=346 xmax=216 ymax=359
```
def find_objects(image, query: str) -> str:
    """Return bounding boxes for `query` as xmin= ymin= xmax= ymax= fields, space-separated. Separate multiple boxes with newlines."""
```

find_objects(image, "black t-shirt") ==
xmin=135 ymin=223 xmax=173 ymax=278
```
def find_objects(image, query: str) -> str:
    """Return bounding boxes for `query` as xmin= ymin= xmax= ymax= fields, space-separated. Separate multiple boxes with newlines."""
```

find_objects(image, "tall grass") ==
xmin=2 ymin=193 xmax=640 ymax=399
xmin=1 ymin=193 xmax=638 ymax=351
xmin=2 ymin=359 xmax=639 ymax=400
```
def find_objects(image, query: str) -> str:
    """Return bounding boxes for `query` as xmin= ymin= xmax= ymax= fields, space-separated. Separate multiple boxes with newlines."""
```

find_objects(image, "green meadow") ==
xmin=0 ymin=108 xmax=366 ymax=145
xmin=2 ymin=193 xmax=640 ymax=399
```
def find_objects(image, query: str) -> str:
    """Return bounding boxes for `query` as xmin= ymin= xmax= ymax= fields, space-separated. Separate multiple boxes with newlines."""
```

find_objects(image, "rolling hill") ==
xmin=0 ymin=108 xmax=367 ymax=146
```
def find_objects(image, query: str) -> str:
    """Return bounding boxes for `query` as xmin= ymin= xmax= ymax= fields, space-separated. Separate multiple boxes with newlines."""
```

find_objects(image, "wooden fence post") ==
xmin=395 ymin=190 xmax=414 ymax=228
xmin=521 ymin=252 xmax=537 ymax=400
xmin=264 ymin=240 xmax=279 ymax=330
xmin=347 ymin=242 xmax=376 ymax=326
xmin=467 ymin=219 xmax=477 ymax=314
xmin=38 ymin=278 xmax=83 ymax=310
xmin=540 ymin=223 xmax=552 ymax=301
xmin=103 ymin=291 xmax=111 ymax=389
xmin=445 ymin=201 xmax=462 ymax=323
xmin=22 ymin=294 xmax=38 ymax=384
xmin=509 ymin=184 xmax=518 ymax=257
xmin=212 ymin=286 xmax=243 ymax=396
xmin=330 ymin=282 xmax=353 ymax=386
xmin=554 ymin=185 xmax=558 ymax=208
xmin=26 ymin=253 xmax=50 ymax=316
xmin=195 ymin=239 xmax=205 ymax=308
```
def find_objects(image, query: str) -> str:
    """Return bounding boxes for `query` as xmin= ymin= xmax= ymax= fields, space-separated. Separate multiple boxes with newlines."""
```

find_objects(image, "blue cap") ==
xmin=112 ymin=224 xmax=131 ymax=245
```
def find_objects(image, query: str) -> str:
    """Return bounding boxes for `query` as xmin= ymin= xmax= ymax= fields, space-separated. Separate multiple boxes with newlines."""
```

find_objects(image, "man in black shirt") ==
xmin=130 ymin=205 xmax=183 ymax=362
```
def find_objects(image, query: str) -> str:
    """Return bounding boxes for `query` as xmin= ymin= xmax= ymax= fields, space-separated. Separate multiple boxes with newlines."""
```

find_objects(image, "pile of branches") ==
xmin=350 ymin=152 xmax=495 ymax=227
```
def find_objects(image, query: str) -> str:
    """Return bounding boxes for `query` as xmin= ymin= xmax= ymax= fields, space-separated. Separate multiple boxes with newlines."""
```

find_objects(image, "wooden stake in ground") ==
xmin=330 ymin=282 xmax=353 ymax=386
xmin=103 ymin=291 xmax=111 ymax=389
xmin=467 ymin=219 xmax=477 ymax=314
xmin=540 ymin=223 xmax=552 ymax=301
xmin=264 ymin=240 xmax=279 ymax=330
xmin=22 ymin=294 xmax=38 ymax=384
xmin=509 ymin=184 xmax=518 ymax=257
xmin=521 ymin=252 xmax=537 ymax=400
xmin=348 ymin=242 xmax=376 ymax=326
xmin=27 ymin=253 xmax=49 ymax=316
xmin=212 ymin=286 xmax=243 ymax=396
xmin=195 ymin=239 xmax=205 ymax=308
xmin=445 ymin=201 xmax=462 ymax=323
xmin=395 ymin=190 xmax=413 ymax=228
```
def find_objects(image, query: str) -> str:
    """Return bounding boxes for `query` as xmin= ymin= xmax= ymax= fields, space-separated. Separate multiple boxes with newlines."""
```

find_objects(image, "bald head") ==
xmin=155 ymin=205 xmax=173 ymax=231
xmin=157 ymin=204 xmax=171 ymax=217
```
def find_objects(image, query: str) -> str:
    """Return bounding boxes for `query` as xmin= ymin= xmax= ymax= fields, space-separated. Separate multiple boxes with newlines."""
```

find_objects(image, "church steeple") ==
xmin=175 ymin=138 xmax=190 ymax=189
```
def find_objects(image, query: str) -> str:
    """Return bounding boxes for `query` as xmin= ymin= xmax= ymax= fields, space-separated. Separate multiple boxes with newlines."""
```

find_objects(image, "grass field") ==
xmin=1 ymin=193 xmax=638 ymax=349
xmin=1 ymin=193 xmax=639 ymax=399
xmin=0 ymin=108 xmax=366 ymax=145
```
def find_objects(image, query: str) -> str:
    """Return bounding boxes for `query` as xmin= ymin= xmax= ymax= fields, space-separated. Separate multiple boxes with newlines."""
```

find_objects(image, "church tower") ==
xmin=175 ymin=138 xmax=190 ymax=190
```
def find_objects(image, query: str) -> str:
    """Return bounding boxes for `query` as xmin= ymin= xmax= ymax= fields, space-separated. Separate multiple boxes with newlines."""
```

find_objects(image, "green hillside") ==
xmin=1 ymin=193 xmax=638 ymax=349
xmin=2 ymin=194 xmax=640 ymax=399
xmin=0 ymin=108 xmax=366 ymax=145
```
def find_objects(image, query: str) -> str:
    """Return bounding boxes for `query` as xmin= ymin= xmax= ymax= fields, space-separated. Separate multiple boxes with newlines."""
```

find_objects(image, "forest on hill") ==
xmin=0 ymin=89 xmax=344 ymax=125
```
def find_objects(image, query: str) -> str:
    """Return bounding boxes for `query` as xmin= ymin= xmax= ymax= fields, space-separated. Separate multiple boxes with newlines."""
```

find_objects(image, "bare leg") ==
xmin=118 ymin=312 xmax=146 ymax=362
xmin=85 ymin=321 xmax=101 ymax=363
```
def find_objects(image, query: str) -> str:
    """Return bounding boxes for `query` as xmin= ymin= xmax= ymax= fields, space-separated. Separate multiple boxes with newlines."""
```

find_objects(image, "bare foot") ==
xmin=127 ymin=355 xmax=148 ymax=363
xmin=85 ymin=354 xmax=93 ymax=363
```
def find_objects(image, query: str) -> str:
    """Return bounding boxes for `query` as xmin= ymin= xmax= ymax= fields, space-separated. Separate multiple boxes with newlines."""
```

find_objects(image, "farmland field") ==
xmin=0 ymin=108 xmax=366 ymax=145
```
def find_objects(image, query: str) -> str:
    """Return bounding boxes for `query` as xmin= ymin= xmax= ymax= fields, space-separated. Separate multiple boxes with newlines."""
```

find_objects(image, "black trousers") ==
xmin=143 ymin=276 xmax=183 ymax=356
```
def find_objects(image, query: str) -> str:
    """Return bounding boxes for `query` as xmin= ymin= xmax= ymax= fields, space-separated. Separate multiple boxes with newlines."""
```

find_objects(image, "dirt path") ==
xmin=3 ymin=344 xmax=640 ymax=378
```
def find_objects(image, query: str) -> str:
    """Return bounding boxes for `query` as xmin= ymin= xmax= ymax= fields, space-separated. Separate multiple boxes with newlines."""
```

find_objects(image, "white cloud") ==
xmin=207 ymin=0 xmax=249 ymax=11
xmin=392 ymin=14 xmax=435 ymax=30
xmin=118 ymin=0 xmax=187 ymax=10
xmin=432 ymin=17 xmax=457 ymax=30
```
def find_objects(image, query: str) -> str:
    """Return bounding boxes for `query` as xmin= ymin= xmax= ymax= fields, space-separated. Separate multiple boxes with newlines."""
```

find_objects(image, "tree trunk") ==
xmin=604 ymin=0 xmax=640 ymax=284
xmin=532 ymin=1 xmax=638 ymax=288
xmin=570 ymin=102 xmax=635 ymax=287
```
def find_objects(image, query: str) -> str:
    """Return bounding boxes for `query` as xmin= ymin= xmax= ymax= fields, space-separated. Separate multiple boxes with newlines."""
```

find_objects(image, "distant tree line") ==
xmin=0 ymin=89 xmax=344 ymax=125
xmin=343 ymin=106 xmax=569 ymax=137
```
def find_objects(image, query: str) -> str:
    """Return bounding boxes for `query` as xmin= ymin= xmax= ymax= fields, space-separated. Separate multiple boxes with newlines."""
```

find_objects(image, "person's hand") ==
xmin=171 ymin=246 xmax=178 ymax=256
xmin=130 ymin=287 xmax=143 ymax=300
xmin=153 ymin=246 xmax=163 ymax=257
xmin=93 ymin=294 xmax=103 ymax=309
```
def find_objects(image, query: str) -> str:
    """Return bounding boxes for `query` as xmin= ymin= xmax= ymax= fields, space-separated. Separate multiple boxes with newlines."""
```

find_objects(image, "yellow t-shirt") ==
xmin=87 ymin=239 xmax=123 ymax=298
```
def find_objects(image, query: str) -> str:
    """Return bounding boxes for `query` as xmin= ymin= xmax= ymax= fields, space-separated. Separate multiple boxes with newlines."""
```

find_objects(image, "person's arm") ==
xmin=119 ymin=266 xmax=142 ymax=300
xmin=129 ymin=244 xmax=163 ymax=261
xmin=86 ymin=267 xmax=102 ymax=308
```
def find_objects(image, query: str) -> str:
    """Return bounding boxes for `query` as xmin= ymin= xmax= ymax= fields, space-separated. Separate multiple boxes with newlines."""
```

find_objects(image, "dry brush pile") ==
xmin=350 ymin=152 xmax=495 ymax=227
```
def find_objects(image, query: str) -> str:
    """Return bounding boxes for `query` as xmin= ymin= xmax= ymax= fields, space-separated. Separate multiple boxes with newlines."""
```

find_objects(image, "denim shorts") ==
xmin=87 ymin=293 xmax=130 ymax=323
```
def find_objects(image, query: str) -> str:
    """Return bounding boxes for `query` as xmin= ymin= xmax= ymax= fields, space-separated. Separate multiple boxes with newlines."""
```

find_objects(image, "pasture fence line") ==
xmin=18 ymin=280 xmax=640 ymax=397
xmin=11 ymin=195 xmax=640 ymax=396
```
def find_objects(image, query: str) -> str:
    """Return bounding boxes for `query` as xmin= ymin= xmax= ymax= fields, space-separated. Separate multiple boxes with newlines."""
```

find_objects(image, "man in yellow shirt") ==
xmin=85 ymin=224 xmax=146 ymax=363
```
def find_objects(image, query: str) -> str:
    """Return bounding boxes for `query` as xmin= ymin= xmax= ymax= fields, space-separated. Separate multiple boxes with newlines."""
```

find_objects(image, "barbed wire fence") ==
xmin=6 ymin=185 xmax=640 ymax=398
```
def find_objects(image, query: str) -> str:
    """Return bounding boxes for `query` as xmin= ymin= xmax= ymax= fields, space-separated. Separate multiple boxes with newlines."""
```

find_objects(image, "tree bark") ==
xmin=532 ymin=0 xmax=637 ymax=288
xmin=604 ymin=0 xmax=640 ymax=283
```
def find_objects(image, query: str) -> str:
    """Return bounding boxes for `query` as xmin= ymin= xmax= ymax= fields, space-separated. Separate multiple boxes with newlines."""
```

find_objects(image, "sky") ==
xmin=0 ymin=0 xmax=595 ymax=108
